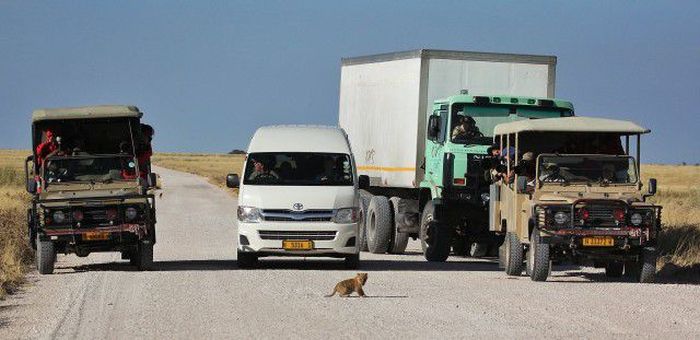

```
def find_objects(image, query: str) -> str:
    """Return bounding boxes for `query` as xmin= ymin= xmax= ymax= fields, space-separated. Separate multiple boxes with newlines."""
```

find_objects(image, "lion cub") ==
xmin=325 ymin=273 xmax=368 ymax=297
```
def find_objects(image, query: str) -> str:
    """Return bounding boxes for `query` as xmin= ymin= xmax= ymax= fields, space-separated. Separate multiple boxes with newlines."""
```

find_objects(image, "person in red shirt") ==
xmin=36 ymin=129 xmax=58 ymax=166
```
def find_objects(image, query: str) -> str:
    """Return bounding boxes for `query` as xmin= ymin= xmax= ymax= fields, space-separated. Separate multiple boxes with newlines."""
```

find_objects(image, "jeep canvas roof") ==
xmin=32 ymin=105 xmax=143 ymax=122
xmin=493 ymin=117 xmax=649 ymax=135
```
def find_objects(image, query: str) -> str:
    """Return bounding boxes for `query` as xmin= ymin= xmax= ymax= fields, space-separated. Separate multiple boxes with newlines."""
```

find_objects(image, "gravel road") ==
xmin=2 ymin=167 xmax=700 ymax=339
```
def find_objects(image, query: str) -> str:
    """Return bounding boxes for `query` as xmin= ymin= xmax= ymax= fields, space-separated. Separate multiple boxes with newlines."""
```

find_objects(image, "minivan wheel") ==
xmin=366 ymin=196 xmax=392 ymax=254
xmin=36 ymin=239 xmax=56 ymax=275
xmin=237 ymin=251 xmax=258 ymax=269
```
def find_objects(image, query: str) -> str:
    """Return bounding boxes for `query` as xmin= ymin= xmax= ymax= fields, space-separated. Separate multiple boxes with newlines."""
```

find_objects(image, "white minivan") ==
xmin=226 ymin=125 xmax=368 ymax=268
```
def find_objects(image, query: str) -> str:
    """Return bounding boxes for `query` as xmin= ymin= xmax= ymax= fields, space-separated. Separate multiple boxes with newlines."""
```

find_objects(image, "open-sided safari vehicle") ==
xmin=490 ymin=117 xmax=661 ymax=282
xmin=26 ymin=105 xmax=158 ymax=274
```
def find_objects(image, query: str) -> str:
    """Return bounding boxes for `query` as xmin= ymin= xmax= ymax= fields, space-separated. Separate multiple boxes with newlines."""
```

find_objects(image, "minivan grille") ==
xmin=261 ymin=209 xmax=334 ymax=222
xmin=258 ymin=230 xmax=337 ymax=241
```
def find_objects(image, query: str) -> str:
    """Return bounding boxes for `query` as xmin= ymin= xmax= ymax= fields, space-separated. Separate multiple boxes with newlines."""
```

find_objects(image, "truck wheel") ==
xmin=36 ymin=239 xmax=56 ymax=275
xmin=388 ymin=197 xmax=409 ymax=254
xmin=605 ymin=262 xmax=624 ymax=278
xmin=136 ymin=240 xmax=154 ymax=271
xmin=638 ymin=247 xmax=657 ymax=283
xmin=358 ymin=192 xmax=371 ymax=252
xmin=503 ymin=232 xmax=524 ymax=276
xmin=527 ymin=231 xmax=551 ymax=282
xmin=366 ymin=196 xmax=392 ymax=254
xmin=237 ymin=251 xmax=258 ymax=269
xmin=344 ymin=253 xmax=360 ymax=269
xmin=419 ymin=201 xmax=451 ymax=262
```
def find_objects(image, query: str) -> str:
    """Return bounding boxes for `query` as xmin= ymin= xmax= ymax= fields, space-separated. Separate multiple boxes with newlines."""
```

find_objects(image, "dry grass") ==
xmin=0 ymin=149 xmax=33 ymax=298
xmin=152 ymin=153 xmax=245 ymax=192
xmin=642 ymin=165 xmax=700 ymax=278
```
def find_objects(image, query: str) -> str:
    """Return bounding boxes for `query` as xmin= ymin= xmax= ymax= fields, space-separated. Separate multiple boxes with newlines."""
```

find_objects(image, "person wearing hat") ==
xmin=451 ymin=115 xmax=483 ymax=142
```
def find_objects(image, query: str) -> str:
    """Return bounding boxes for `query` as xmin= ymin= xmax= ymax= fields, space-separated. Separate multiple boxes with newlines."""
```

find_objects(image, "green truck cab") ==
xmin=418 ymin=94 xmax=574 ymax=261
xmin=25 ymin=105 xmax=157 ymax=274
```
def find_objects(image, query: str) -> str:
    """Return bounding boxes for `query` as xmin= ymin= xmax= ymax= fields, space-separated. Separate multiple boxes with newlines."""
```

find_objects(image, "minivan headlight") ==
xmin=237 ymin=206 xmax=262 ymax=223
xmin=333 ymin=208 xmax=358 ymax=224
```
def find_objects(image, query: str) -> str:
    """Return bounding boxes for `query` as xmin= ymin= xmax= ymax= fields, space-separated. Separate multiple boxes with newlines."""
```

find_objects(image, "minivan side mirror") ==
xmin=26 ymin=178 xmax=37 ymax=194
xmin=147 ymin=173 xmax=158 ymax=188
xmin=516 ymin=176 xmax=528 ymax=194
xmin=427 ymin=115 xmax=440 ymax=140
xmin=358 ymin=175 xmax=370 ymax=190
xmin=226 ymin=173 xmax=240 ymax=188
xmin=647 ymin=178 xmax=657 ymax=196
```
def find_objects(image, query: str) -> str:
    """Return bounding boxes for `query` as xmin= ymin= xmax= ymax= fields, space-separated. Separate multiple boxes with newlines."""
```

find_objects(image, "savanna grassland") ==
xmin=0 ymin=149 xmax=33 ymax=298
xmin=0 ymin=149 xmax=698 ymax=298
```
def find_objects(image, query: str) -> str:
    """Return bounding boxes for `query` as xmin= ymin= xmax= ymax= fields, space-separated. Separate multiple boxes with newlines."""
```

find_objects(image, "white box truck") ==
xmin=338 ymin=49 xmax=575 ymax=261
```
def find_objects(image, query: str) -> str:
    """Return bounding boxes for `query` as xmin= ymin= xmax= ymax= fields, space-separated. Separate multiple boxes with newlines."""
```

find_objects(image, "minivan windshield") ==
xmin=243 ymin=152 xmax=353 ymax=186
xmin=44 ymin=155 xmax=138 ymax=185
xmin=538 ymin=155 xmax=638 ymax=185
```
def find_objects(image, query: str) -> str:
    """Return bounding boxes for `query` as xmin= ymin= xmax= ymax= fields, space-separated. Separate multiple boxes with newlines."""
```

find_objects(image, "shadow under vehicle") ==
xmin=490 ymin=117 xmax=661 ymax=282
xmin=25 ymin=105 xmax=158 ymax=274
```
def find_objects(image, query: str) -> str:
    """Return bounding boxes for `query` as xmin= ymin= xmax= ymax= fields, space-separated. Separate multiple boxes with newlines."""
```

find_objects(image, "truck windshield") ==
xmin=451 ymin=105 xmax=573 ymax=144
xmin=44 ymin=155 xmax=138 ymax=185
xmin=243 ymin=152 xmax=353 ymax=186
xmin=537 ymin=155 xmax=638 ymax=185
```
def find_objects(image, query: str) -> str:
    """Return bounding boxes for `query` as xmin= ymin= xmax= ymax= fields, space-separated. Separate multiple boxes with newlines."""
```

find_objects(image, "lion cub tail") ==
xmin=324 ymin=289 xmax=336 ymax=297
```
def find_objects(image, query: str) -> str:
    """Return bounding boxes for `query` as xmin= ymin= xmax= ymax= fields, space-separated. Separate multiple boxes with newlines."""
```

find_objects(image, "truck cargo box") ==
xmin=338 ymin=49 xmax=557 ymax=189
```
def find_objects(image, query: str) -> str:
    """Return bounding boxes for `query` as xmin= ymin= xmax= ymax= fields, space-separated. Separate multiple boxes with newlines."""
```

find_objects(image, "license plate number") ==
xmin=582 ymin=236 xmax=614 ymax=247
xmin=83 ymin=232 xmax=110 ymax=241
xmin=282 ymin=240 xmax=314 ymax=250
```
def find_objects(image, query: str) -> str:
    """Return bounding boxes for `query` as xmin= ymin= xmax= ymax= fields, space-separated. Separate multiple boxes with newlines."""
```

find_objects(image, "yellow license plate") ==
xmin=83 ymin=232 xmax=110 ymax=241
xmin=282 ymin=240 xmax=314 ymax=250
xmin=582 ymin=236 xmax=614 ymax=247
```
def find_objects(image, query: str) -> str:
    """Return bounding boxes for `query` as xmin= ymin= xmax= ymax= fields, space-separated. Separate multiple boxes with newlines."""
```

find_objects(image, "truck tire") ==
xmin=237 ymin=251 xmax=258 ymax=269
xmin=358 ymin=191 xmax=371 ymax=252
xmin=388 ymin=197 xmax=409 ymax=254
xmin=638 ymin=247 xmax=657 ymax=283
xmin=36 ymin=239 xmax=56 ymax=275
xmin=366 ymin=196 xmax=392 ymax=254
xmin=136 ymin=240 xmax=154 ymax=271
xmin=344 ymin=253 xmax=360 ymax=269
xmin=527 ymin=231 xmax=551 ymax=282
xmin=419 ymin=201 xmax=451 ymax=262
xmin=605 ymin=262 xmax=624 ymax=278
xmin=503 ymin=232 xmax=524 ymax=276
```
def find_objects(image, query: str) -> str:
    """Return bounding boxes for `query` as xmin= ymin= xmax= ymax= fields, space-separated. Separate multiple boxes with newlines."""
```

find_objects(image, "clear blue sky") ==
xmin=1 ymin=1 xmax=698 ymax=163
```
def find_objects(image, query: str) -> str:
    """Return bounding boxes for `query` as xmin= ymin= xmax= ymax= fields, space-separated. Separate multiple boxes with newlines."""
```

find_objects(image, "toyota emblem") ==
xmin=292 ymin=203 xmax=304 ymax=211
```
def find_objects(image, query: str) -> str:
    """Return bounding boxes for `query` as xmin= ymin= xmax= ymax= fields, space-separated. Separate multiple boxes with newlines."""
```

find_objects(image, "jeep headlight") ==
xmin=630 ymin=212 xmax=643 ymax=226
xmin=554 ymin=211 xmax=569 ymax=225
xmin=333 ymin=208 xmax=358 ymax=224
xmin=52 ymin=210 xmax=66 ymax=224
xmin=237 ymin=206 xmax=262 ymax=223
xmin=125 ymin=207 xmax=138 ymax=221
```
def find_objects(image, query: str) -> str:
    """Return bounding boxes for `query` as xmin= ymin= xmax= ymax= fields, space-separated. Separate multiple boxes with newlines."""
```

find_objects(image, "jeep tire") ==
xmin=36 ymin=239 xmax=56 ymax=275
xmin=503 ymin=232 xmax=524 ymax=276
xmin=527 ymin=231 xmax=551 ymax=282
xmin=419 ymin=201 xmax=451 ymax=262
xmin=136 ymin=240 xmax=154 ymax=271
xmin=638 ymin=247 xmax=657 ymax=283
xmin=605 ymin=262 xmax=624 ymax=278
xmin=366 ymin=196 xmax=392 ymax=254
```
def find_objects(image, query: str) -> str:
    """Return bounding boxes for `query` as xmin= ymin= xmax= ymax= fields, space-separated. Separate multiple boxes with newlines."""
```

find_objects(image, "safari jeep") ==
xmin=25 ymin=105 xmax=158 ymax=274
xmin=490 ymin=117 xmax=661 ymax=282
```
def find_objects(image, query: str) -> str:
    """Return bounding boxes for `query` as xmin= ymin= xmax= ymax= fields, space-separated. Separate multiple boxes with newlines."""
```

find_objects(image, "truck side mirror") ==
xmin=226 ymin=173 xmax=240 ymax=188
xmin=516 ymin=176 xmax=528 ymax=194
xmin=358 ymin=175 xmax=370 ymax=190
xmin=427 ymin=115 xmax=440 ymax=140
xmin=147 ymin=173 xmax=158 ymax=188
xmin=647 ymin=178 xmax=657 ymax=196
xmin=26 ymin=178 xmax=37 ymax=194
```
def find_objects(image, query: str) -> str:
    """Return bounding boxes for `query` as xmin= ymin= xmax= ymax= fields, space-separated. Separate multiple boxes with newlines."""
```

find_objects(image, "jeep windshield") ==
xmin=243 ymin=152 xmax=353 ymax=186
xmin=537 ymin=155 xmax=638 ymax=185
xmin=43 ymin=155 xmax=138 ymax=185
xmin=451 ymin=104 xmax=573 ymax=145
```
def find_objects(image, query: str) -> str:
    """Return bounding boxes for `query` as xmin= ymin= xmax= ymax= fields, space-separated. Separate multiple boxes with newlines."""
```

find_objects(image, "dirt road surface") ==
xmin=2 ymin=167 xmax=699 ymax=339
